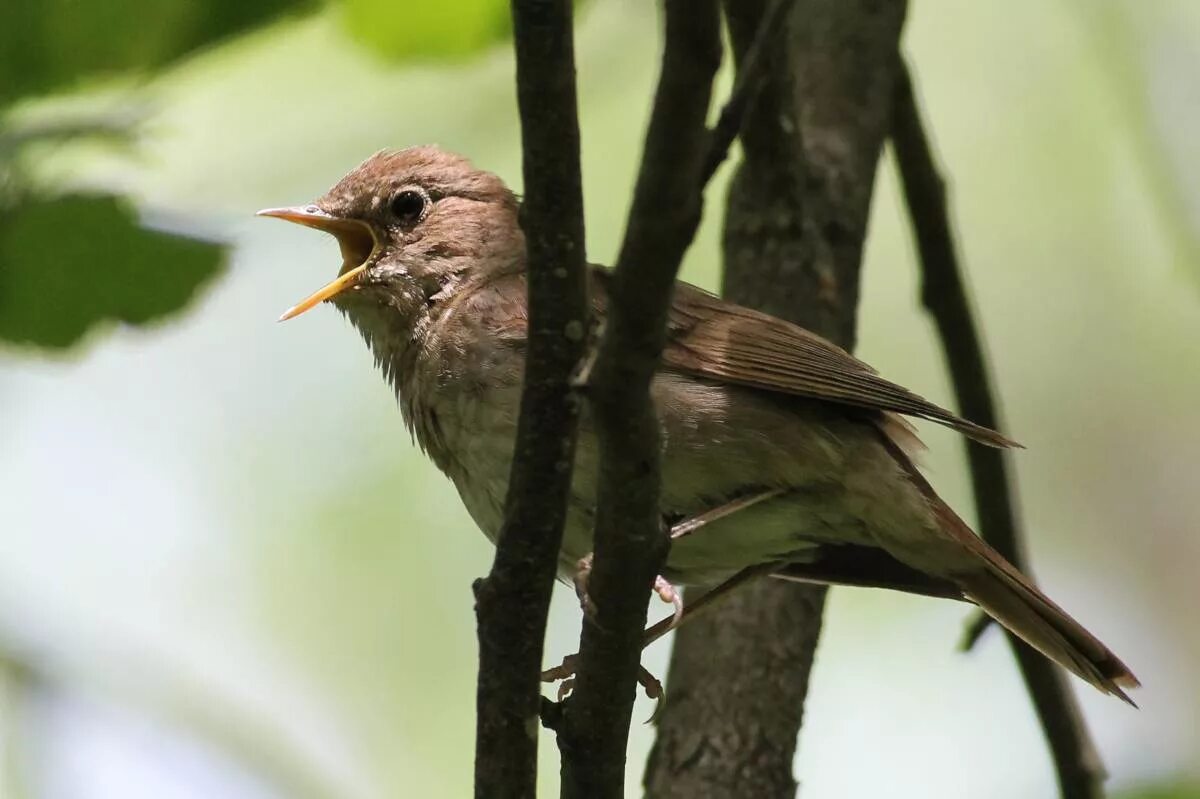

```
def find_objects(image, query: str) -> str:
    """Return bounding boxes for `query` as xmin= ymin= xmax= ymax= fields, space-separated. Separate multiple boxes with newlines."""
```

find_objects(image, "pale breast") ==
xmin=414 ymin=326 xmax=524 ymax=545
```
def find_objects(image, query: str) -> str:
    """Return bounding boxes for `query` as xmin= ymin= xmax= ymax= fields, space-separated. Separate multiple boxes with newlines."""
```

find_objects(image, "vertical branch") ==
xmin=645 ymin=1 xmax=908 ymax=795
xmin=890 ymin=60 xmax=1106 ymax=799
xmin=553 ymin=1 xmax=722 ymax=797
xmin=473 ymin=1 xmax=588 ymax=796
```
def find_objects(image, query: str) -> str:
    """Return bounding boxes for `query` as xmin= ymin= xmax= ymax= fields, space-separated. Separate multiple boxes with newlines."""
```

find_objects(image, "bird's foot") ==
xmin=639 ymin=667 xmax=665 ymax=723
xmin=576 ymin=553 xmax=681 ymax=630
xmin=541 ymin=654 xmax=579 ymax=702
xmin=540 ymin=653 xmax=664 ymax=720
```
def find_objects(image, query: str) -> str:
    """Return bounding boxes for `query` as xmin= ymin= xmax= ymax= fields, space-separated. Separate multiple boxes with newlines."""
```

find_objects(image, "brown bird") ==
xmin=259 ymin=146 xmax=1138 ymax=703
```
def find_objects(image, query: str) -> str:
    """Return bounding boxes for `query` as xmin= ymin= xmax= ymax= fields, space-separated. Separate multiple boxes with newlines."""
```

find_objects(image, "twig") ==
xmin=554 ymin=2 xmax=721 ymax=797
xmin=891 ymin=58 xmax=1106 ymax=799
xmin=958 ymin=606 xmax=995 ymax=650
xmin=699 ymin=0 xmax=797 ymax=184
xmin=473 ymin=2 xmax=588 ymax=797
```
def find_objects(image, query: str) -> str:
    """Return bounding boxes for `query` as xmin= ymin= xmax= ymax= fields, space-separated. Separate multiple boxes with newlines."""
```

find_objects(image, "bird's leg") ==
xmin=642 ymin=562 xmax=778 ymax=647
xmin=574 ymin=488 xmax=788 ymax=631
xmin=540 ymin=564 xmax=775 ymax=713
xmin=642 ymin=488 xmax=787 ymax=635
xmin=668 ymin=487 xmax=788 ymax=541
xmin=570 ymin=559 xmax=679 ymax=631
xmin=653 ymin=574 xmax=685 ymax=630
xmin=543 ymin=492 xmax=789 ymax=706
xmin=550 ymin=558 xmax=673 ymax=710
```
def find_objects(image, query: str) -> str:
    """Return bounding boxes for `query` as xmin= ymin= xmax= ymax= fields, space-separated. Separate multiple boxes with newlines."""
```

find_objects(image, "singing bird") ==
xmin=260 ymin=146 xmax=1138 ymax=702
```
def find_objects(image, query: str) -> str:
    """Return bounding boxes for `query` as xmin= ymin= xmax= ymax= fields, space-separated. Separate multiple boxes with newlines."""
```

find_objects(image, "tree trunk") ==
xmin=644 ymin=1 xmax=908 ymax=795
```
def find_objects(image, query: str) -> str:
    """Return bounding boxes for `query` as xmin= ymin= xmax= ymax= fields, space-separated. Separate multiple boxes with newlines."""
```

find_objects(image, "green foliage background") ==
xmin=1 ymin=1 xmax=1198 ymax=797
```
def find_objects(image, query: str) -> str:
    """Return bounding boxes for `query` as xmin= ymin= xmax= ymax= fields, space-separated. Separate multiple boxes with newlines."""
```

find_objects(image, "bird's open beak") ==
xmin=256 ymin=206 xmax=379 ymax=321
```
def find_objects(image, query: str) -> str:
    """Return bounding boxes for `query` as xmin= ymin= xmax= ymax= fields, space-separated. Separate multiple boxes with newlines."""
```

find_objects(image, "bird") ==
xmin=259 ymin=145 xmax=1138 ymax=703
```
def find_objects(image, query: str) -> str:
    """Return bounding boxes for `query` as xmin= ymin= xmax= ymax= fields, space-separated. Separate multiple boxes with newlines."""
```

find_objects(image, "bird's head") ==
xmin=259 ymin=146 xmax=521 ymax=321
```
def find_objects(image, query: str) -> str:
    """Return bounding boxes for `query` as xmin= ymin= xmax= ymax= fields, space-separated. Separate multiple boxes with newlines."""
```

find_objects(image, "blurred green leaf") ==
xmin=0 ymin=0 xmax=317 ymax=104
xmin=0 ymin=195 xmax=224 ymax=348
xmin=338 ymin=0 xmax=511 ymax=60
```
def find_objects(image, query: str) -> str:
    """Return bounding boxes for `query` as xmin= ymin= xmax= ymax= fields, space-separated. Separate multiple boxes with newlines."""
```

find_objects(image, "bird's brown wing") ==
xmin=496 ymin=268 xmax=1014 ymax=447
xmin=643 ymin=275 xmax=1018 ymax=448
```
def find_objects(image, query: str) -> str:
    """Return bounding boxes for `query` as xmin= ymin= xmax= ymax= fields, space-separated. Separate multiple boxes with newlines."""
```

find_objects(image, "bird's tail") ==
xmin=947 ymin=509 xmax=1140 ymax=704
xmin=926 ymin=479 xmax=1142 ymax=705
xmin=876 ymin=427 xmax=1139 ymax=704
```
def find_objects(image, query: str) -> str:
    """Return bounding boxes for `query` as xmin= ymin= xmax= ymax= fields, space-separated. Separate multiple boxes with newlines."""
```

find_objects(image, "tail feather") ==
xmin=876 ymin=425 xmax=1140 ymax=704
xmin=958 ymin=559 xmax=1140 ymax=705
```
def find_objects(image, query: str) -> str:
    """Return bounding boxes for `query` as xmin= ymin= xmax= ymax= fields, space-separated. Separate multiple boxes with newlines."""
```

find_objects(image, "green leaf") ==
xmin=0 ymin=195 xmax=225 ymax=349
xmin=338 ymin=0 xmax=511 ymax=60
xmin=0 ymin=0 xmax=317 ymax=104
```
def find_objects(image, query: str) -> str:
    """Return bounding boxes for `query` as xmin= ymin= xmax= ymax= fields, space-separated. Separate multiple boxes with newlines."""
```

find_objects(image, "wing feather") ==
xmin=645 ymin=275 xmax=1018 ymax=448
xmin=491 ymin=268 xmax=1017 ymax=448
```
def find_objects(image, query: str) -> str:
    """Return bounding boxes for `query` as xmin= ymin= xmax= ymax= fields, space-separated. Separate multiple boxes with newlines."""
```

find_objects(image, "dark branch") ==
xmin=554 ymin=2 xmax=722 ymax=797
xmin=473 ymin=2 xmax=588 ymax=797
xmin=646 ymin=1 xmax=909 ymax=795
xmin=699 ymin=0 xmax=796 ymax=184
xmin=891 ymin=58 xmax=1106 ymax=799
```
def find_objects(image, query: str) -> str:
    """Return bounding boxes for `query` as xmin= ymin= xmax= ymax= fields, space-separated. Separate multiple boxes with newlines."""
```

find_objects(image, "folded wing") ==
xmin=653 ymin=276 xmax=1018 ymax=448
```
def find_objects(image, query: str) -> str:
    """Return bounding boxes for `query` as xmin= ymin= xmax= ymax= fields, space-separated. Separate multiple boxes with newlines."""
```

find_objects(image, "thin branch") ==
xmin=554 ymin=1 xmax=722 ymax=796
xmin=699 ymin=0 xmax=797 ymax=184
xmin=891 ymin=58 xmax=1106 ymax=799
xmin=473 ymin=1 xmax=588 ymax=796
xmin=646 ymin=1 xmax=909 ymax=794
xmin=958 ymin=606 xmax=994 ymax=650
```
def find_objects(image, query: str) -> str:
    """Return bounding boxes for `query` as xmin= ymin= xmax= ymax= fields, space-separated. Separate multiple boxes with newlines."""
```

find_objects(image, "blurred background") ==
xmin=1 ymin=0 xmax=1198 ymax=797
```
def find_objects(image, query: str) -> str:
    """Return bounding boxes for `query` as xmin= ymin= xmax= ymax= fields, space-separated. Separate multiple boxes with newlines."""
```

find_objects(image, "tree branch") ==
xmin=699 ymin=0 xmax=796 ymax=184
xmin=645 ymin=1 xmax=908 ymax=795
xmin=554 ymin=2 xmax=722 ymax=797
xmin=890 ymin=59 xmax=1106 ymax=799
xmin=473 ymin=2 xmax=588 ymax=796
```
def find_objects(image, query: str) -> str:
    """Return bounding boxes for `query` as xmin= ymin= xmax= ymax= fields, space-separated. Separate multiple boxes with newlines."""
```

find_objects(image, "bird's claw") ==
xmin=540 ymin=653 xmax=664 ymax=717
xmin=541 ymin=653 xmax=579 ymax=701
xmin=546 ymin=566 xmax=677 ymax=715
xmin=639 ymin=665 xmax=665 ymax=723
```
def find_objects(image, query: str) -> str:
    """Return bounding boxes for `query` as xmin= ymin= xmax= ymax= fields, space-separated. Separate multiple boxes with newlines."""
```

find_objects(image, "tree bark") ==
xmin=644 ymin=1 xmax=908 ymax=796
xmin=554 ymin=3 xmax=722 ymax=797
xmin=475 ymin=2 xmax=587 ymax=796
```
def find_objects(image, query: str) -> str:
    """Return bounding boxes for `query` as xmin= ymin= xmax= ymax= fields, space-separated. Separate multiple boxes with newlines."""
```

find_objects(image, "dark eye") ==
xmin=389 ymin=189 xmax=427 ymax=223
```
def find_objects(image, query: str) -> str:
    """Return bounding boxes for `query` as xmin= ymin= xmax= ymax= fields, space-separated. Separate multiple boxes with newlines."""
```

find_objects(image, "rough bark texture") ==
xmin=474 ymin=2 xmax=587 ymax=796
xmin=554 ymin=3 xmax=722 ymax=797
xmin=644 ymin=1 xmax=908 ymax=796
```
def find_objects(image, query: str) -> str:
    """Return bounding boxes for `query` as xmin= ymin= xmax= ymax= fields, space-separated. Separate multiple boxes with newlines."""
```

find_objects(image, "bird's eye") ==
xmin=389 ymin=189 xmax=427 ymax=224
